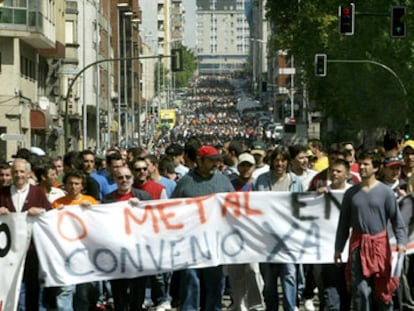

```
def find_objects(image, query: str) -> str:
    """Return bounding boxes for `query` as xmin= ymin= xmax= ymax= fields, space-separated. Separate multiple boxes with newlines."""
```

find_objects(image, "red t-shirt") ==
xmin=112 ymin=191 xmax=133 ymax=202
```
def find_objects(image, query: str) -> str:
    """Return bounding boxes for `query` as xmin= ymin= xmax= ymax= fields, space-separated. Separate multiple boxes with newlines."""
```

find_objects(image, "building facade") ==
xmin=0 ymin=1 xmax=64 ymax=160
xmin=196 ymin=0 xmax=250 ymax=75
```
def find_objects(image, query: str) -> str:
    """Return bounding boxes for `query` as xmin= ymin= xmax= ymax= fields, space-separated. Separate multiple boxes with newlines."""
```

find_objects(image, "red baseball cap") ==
xmin=197 ymin=146 xmax=223 ymax=159
xmin=383 ymin=156 xmax=402 ymax=167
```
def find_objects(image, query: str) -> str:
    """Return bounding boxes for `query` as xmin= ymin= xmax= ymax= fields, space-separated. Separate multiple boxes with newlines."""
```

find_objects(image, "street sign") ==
xmin=0 ymin=133 xmax=25 ymax=141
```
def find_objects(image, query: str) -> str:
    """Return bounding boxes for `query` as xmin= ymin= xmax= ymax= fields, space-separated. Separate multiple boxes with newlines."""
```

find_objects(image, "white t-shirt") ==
xmin=253 ymin=164 xmax=269 ymax=180
xmin=11 ymin=184 xmax=30 ymax=212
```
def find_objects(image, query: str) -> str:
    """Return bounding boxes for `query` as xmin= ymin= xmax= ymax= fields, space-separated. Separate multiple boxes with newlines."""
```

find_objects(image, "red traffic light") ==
xmin=339 ymin=3 xmax=355 ymax=35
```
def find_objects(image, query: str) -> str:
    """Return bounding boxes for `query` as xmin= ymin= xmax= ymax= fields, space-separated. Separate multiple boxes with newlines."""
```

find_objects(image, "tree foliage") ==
xmin=154 ymin=43 xmax=197 ymax=93
xmin=174 ymin=43 xmax=197 ymax=88
xmin=266 ymin=0 xmax=414 ymax=141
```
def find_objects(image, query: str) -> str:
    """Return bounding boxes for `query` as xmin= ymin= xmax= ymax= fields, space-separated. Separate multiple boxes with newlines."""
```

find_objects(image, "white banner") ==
xmin=32 ymin=191 xmax=414 ymax=287
xmin=0 ymin=213 xmax=32 ymax=311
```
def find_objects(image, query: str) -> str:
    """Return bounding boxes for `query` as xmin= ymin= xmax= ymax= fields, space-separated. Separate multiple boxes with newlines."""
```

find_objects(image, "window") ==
xmin=10 ymin=0 xmax=27 ymax=8
xmin=20 ymin=56 xmax=35 ymax=79
xmin=65 ymin=20 xmax=75 ymax=44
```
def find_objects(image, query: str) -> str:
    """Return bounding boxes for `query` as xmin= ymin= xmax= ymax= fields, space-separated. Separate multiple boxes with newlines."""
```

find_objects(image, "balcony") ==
xmin=0 ymin=7 xmax=55 ymax=48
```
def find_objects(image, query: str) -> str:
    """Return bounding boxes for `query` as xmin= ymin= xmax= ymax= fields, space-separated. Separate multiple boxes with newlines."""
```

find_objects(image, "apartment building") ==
xmin=196 ymin=0 xmax=250 ymax=75
xmin=0 ymin=1 xmax=64 ymax=160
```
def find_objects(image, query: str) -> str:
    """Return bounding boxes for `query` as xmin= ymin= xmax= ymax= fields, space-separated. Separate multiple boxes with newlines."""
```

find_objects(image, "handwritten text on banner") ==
xmin=32 ymin=192 xmax=414 ymax=287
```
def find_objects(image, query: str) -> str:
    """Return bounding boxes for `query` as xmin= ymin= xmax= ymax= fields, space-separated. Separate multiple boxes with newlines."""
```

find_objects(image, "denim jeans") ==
xmin=260 ymin=263 xmax=297 ymax=311
xmin=19 ymin=282 xmax=46 ymax=311
xmin=350 ymin=248 xmax=393 ymax=311
xmin=56 ymin=286 xmax=75 ymax=311
xmin=179 ymin=266 xmax=223 ymax=311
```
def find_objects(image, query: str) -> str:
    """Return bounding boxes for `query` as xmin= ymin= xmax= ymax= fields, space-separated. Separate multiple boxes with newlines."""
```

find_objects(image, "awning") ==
xmin=30 ymin=110 xmax=46 ymax=129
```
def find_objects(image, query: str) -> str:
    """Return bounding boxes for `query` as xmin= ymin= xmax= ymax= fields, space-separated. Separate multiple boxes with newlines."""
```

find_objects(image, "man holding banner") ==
xmin=0 ymin=158 xmax=51 ymax=311
xmin=171 ymin=145 xmax=235 ymax=311
xmin=50 ymin=169 xmax=99 ymax=311
xmin=254 ymin=145 xmax=304 ymax=311
xmin=334 ymin=150 xmax=407 ymax=310
xmin=103 ymin=165 xmax=153 ymax=310
xmin=226 ymin=152 xmax=265 ymax=311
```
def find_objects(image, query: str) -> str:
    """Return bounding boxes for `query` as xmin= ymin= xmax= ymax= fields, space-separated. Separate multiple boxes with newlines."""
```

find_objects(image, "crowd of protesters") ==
xmin=0 ymin=76 xmax=413 ymax=311
xmin=152 ymin=76 xmax=270 ymax=154
xmin=0 ymin=129 xmax=413 ymax=311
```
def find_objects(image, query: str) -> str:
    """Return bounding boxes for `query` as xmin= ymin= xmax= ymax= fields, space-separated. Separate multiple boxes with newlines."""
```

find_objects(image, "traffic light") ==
xmin=339 ymin=3 xmax=355 ymax=35
xmin=171 ymin=49 xmax=183 ymax=72
xmin=404 ymin=123 xmax=410 ymax=140
xmin=391 ymin=6 xmax=406 ymax=38
xmin=315 ymin=54 xmax=327 ymax=77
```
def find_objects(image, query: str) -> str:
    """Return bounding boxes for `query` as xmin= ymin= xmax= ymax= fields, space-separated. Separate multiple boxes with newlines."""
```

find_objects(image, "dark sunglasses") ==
xmin=134 ymin=167 xmax=147 ymax=172
xmin=117 ymin=175 xmax=132 ymax=180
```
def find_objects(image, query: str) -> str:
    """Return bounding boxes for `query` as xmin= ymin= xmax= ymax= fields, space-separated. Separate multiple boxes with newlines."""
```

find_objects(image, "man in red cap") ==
xmin=171 ymin=145 xmax=235 ymax=311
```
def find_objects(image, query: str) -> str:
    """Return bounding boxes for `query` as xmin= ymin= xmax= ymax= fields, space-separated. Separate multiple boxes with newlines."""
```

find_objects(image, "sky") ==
xmin=140 ymin=0 xmax=197 ymax=51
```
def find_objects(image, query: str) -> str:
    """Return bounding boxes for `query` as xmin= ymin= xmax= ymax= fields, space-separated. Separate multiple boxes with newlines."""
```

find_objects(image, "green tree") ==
xmin=266 ymin=0 xmax=414 ymax=142
xmin=154 ymin=44 xmax=197 ymax=93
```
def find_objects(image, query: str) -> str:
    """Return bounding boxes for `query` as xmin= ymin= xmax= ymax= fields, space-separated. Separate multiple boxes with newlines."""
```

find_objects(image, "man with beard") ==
xmin=254 ymin=146 xmax=304 ymax=311
xmin=171 ymin=145 xmax=235 ymax=311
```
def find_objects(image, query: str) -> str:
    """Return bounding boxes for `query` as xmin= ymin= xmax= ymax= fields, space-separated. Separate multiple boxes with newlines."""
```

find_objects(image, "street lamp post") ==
xmin=116 ymin=3 xmax=128 ymax=147
xmin=131 ymin=16 xmax=141 ymax=146
xmin=132 ymin=17 xmax=142 ymax=146
xmin=82 ymin=0 xmax=87 ymax=150
xmin=95 ymin=0 xmax=101 ymax=151
xmin=290 ymin=55 xmax=295 ymax=120
xmin=116 ymin=4 xmax=126 ymax=146
xmin=122 ymin=12 xmax=132 ymax=147
xmin=250 ymin=38 xmax=265 ymax=98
